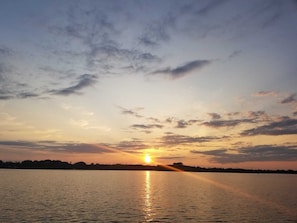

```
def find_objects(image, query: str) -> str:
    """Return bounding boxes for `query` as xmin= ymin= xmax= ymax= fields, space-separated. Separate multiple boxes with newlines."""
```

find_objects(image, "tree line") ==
xmin=0 ymin=160 xmax=296 ymax=174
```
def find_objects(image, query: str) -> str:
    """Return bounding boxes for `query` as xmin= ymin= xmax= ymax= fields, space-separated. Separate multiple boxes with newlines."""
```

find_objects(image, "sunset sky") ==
xmin=0 ymin=0 xmax=297 ymax=169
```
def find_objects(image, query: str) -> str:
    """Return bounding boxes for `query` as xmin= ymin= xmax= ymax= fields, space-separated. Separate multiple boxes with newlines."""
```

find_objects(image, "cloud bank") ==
xmin=192 ymin=145 xmax=297 ymax=163
xmin=241 ymin=117 xmax=297 ymax=136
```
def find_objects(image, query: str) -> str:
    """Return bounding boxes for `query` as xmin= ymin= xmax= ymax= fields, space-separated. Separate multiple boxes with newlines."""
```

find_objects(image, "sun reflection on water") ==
xmin=144 ymin=171 xmax=153 ymax=222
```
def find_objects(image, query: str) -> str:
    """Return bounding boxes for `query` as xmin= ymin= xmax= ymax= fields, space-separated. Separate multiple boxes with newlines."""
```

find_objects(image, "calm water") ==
xmin=0 ymin=170 xmax=296 ymax=222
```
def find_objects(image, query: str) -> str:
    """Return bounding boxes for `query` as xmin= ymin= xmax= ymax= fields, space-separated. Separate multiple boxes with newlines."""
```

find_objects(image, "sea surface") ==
xmin=0 ymin=169 xmax=296 ymax=222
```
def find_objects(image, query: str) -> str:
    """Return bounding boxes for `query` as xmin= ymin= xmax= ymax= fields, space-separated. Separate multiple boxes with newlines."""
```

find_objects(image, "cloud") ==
xmin=0 ymin=139 xmax=150 ymax=154
xmin=87 ymin=44 xmax=161 ymax=72
xmin=152 ymin=60 xmax=211 ymax=80
xmin=58 ymin=143 xmax=110 ymax=153
xmin=48 ymin=5 xmax=162 ymax=75
xmin=241 ymin=117 xmax=297 ymax=136
xmin=49 ymin=5 xmax=120 ymax=46
xmin=118 ymin=106 xmax=144 ymax=118
xmin=118 ymin=107 xmax=200 ymax=130
xmin=39 ymin=66 xmax=76 ymax=80
xmin=202 ymin=118 xmax=253 ymax=128
xmin=194 ymin=0 xmax=229 ymax=16
xmin=253 ymin=91 xmax=277 ymax=97
xmin=17 ymin=92 xmax=40 ymax=99
xmin=0 ymin=88 xmax=41 ymax=100
xmin=0 ymin=140 xmax=111 ymax=154
xmin=175 ymin=119 xmax=199 ymax=128
xmin=0 ymin=140 xmax=37 ymax=147
xmin=1 ymin=69 xmax=97 ymax=99
xmin=0 ymin=139 xmax=149 ymax=154
xmin=147 ymin=117 xmax=162 ymax=123
xmin=208 ymin=113 xmax=221 ymax=120
xmin=138 ymin=36 xmax=158 ymax=47
xmin=157 ymin=156 xmax=185 ymax=160
xmin=228 ymin=50 xmax=242 ymax=59
xmin=112 ymin=139 xmax=148 ymax=151
xmin=0 ymin=95 xmax=13 ymax=100
xmin=191 ymin=148 xmax=228 ymax=156
xmin=131 ymin=124 xmax=163 ymax=129
xmin=0 ymin=46 xmax=12 ymax=56
xmin=226 ymin=112 xmax=240 ymax=117
xmin=138 ymin=13 xmax=176 ymax=47
xmin=247 ymin=110 xmax=270 ymax=121
xmin=161 ymin=134 xmax=221 ymax=146
xmin=0 ymin=47 xmax=13 ymax=82
xmin=191 ymin=145 xmax=297 ymax=163
xmin=247 ymin=110 xmax=265 ymax=118
xmin=179 ymin=0 xmax=284 ymax=40
xmin=281 ymin=93 xmax=296 ymax=104
xmin=137 ymin=0 xmax=227 ymax=47
xmin=175 ymin=120 xmax=189 ymax=129
xmin=201 ymin=111 xmax=269 ymax=128
xmin=50 ymin=74 xmax=97 ymax=96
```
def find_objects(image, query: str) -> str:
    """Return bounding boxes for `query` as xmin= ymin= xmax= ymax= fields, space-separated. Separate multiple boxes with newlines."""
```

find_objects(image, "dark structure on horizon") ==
xmin=0 ymin=160 xmax=296 ymax=174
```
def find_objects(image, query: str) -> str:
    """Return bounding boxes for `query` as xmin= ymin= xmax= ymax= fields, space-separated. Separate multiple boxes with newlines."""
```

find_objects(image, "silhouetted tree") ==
xmin=73 ymin=161 xmax=87 ymax=169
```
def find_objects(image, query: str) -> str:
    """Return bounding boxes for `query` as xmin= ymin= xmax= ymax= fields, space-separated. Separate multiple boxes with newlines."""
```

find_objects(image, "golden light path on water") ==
xmin=94 ymin=144 xmax=296 ymax=218
xmin=144 ymin=171 xmax=153 ymax=222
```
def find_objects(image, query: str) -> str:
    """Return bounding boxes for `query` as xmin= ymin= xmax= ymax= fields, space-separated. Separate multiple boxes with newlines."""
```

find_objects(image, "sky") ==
xmin=0 ymin=0 xmax=297 ymax=170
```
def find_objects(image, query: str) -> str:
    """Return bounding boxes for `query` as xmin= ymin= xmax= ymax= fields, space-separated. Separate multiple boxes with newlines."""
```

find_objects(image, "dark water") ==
xmin=0 ymin=169 xmax=296 ymax=222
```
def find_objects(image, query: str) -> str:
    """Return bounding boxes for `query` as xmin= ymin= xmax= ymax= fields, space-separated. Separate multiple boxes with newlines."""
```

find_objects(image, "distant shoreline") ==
xmin=1 ymin=160 xmax=296 ymax=174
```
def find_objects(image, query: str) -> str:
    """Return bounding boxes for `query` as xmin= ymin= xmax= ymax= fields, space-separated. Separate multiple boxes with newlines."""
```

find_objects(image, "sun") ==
xmin=144 ymin=154 xmax=151 ymax=164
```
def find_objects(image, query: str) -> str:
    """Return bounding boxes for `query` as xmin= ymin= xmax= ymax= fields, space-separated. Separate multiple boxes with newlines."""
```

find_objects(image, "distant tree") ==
xmin=21 ymin=160 xmax=35 ymax=168
xmin=173 ymin=162 xmax=184 ymax=167
xmin=73 ymin=161 xmax=87 ymax=169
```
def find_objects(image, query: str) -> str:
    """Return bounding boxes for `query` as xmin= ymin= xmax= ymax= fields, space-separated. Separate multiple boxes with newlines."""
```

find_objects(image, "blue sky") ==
xmin=0 ymin=0 xmax=297 ymax=169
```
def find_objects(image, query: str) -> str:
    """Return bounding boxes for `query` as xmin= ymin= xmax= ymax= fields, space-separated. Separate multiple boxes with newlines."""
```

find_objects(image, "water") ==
xmin=0 ymin=169 xmax=296 ymax=222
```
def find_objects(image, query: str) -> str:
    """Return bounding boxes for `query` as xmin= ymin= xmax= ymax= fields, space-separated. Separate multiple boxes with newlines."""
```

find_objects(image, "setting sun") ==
xmin=144 ymin=154 xmax=151 ymax=164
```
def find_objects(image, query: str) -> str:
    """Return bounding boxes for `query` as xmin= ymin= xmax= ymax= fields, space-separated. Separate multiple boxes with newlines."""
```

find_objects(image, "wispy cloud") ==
xmin=48 ymin=4 xmax=161 ymax=75
xmin=0 ymin=140 xmax=111 ymax=154
xmin=0 ymin=87 xmax=41 ymax=101
xmin=247 ymin=111 xmax=270 ymax=121
xmin=152 ymin=60 xmax=211 ymax=80
xmin=87 ymin=44 xmax=161 ymax=73
xmin=50 ymin=74 xmax=97 ymax=96
xmin=179 ymin=0 xmax=284 ymax=40
xmin=281 ymin=93 xmax=296 ymax=104
xmin=191 ymin=145 xmax=297 ymax=163
xmin=0 ymin=72 xmax=98 ymax=100
xmin=0 ymin=45 xmax=13 ymax=56
xmin=111 ymin=139 xmax=148 ymax=151
xmin=208 ymin=113 xmax=221 ymax=120
xmin=202 ymin=119 xmax=253 ymax=128
xmin=157 ymin=156 xmax=185 ymax=160
xmin=131 ymin=124 xmax=163 ymax=130
xmin=0 ymin=139 xmax=150 ymax=154
xmin=252 ymin=91 xmax=277 ymax=97
xmin=118 ymin=106 xmax=144 ymax=118
xmin=17 ymin=92 xmax=40 ymax=99
xmin=228 ymin=50 xmax=242 ymax=59
xmin=175 ymin=119 xmax=199 ymax=128
xmin=0 ymin=94 xmax=13 ymax=100
xmin=138 ymin=13 xmax=176 ymax=47
xmin=194 ymin=0 xmax=229 ymax=16
xmin=161 ymin=134 xmax=222 ymax=146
